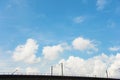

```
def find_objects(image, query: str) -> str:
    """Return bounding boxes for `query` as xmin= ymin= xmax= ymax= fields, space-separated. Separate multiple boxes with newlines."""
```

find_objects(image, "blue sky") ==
xmin=0 ymin=0 xmax=120 ymax=78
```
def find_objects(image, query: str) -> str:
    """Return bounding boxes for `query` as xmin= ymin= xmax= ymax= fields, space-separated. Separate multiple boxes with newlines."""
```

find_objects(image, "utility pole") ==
xmin=51 ymin=66 xmax=53 ymax=76
xmin=106 ymin=70 xmax=108 ymax=78
xmin=61 ymin=63 xmax=63 ymax=76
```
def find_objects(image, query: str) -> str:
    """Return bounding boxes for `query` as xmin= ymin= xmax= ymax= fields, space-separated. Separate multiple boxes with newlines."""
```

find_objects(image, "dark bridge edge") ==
xmin=0 ymin=75 xmax=119 ymax=80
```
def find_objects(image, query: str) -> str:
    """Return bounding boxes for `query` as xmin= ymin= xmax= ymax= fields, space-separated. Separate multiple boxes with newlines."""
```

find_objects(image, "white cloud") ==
xmin=8 ymin=66 xmax=40 ymax=74
xmin=26 ymin=67 xmax=39 ymax=74
xmin=72 ymin=37 xmax=98 ymax=53
xmin=96 ymin=0 xmax=106 ymax=10
xmin=42 ymin=43 xmax=69 ymax=60
xmin=73 ymin=16 xmax=85 ymax=23
xmin=13 ymin=39 xmax=40 ymax=64
xmin=11 ymin=67 xmax=23 ymax=74
xmin=108 ymin=53 xmax=120 ymax=78
xmin=53 ymin=53 xmax=120 ymax=78
xmin=109 ymin=46 xmax=120 ymax=51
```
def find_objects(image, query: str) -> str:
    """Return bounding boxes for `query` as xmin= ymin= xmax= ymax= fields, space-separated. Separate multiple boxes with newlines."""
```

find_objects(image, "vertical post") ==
xmin=51 ymin=66 xmax=53 ymax=76
xmin=61 ymin=63 xmax=63 ymax=76
xmin=106 ymin=70 xmax=108 ymax=78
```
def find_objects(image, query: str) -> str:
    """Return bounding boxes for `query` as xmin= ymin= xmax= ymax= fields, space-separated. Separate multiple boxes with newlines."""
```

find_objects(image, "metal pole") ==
xmin=61 ymin=63 xmax=63 ymax=76
xmin=106 ymin=70 xmax=108 ymax=78
xmin=51 ymin=66 xmax=53 ymax=76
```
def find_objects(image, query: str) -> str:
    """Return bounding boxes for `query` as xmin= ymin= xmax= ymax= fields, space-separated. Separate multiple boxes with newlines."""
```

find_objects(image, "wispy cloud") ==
xmin=107 ymin=21 xmax=116 ymax=28
xmin=109 ymin=46 xmax=120 ymax=51
xmin=96 ymin=0 xmax=106 ymax=10
xmin=5 ymin=0 xmax=28 ymax=10
xmin=73 ymin=16 xmax=85 ymax=23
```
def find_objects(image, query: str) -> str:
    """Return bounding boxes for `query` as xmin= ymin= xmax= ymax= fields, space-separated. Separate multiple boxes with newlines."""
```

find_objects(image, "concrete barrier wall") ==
xmin=0 ymin=75 xmax=119 ymax=80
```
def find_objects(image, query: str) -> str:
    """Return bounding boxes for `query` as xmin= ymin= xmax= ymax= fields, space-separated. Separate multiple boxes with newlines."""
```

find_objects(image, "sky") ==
xmin=0 ymin=0 xmax=120 ymax=78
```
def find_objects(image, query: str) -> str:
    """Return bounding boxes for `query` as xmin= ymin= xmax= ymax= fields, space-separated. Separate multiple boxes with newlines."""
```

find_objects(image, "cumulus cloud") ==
xmin=108 ymin=53 xmax=120 ymax=78
xmin=109 ymin=46 xmax=120 ymax=51
xmin=72 ymin=37 xmax=98 ymax=53
xmin=42 ymin=43 xmax=69 ymax=60
xmin=53 ymin=53 xmax=120 ymax=78
xmin=13 ymin=39 xmax=40 ymax=64
xmin=73 ymin=16 xmax=85 ymax=23
xmin=96 ymin=0 xmax=106 ymax=10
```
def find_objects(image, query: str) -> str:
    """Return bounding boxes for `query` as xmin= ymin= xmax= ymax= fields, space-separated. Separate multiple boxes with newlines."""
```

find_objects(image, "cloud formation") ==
xmin=42 ymin=43 xmax=69 ymax=60
xmin=96 ymin=0 xmax=106 ymax=10
xmin=13 ymin=39 xmax=40 ymax=64
xmin=109 ymin=46 xmax=120 ymax=51
xmin=73 ymin=16 xmax=85 ymax=23
xmin=72 ymin=37 xmax=98 ymax=53
xmin=53 ymin=53 xmax=120 ymax=78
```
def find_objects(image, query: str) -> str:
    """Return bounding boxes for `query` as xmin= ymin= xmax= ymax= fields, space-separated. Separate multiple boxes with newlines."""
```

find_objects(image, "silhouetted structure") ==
xmin=0 ymin=75 xmax=119 ymax=80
